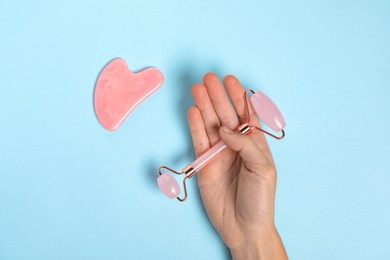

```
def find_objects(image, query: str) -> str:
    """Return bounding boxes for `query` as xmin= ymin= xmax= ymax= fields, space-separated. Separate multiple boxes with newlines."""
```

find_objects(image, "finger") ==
xmin=192 ymin=84 xmax=221 ymax=146
xmin=219 ymin=126 xmax=272 ymax=173
xmin=223 ymin=75 xmax=261 ymax=128
xmin=203 ymin=73 xmax=239 ymax=129
xmin=223 ymin=75 xmax=275 ymax=165
xmin=188 ymin=106 xmax=210 ymax=157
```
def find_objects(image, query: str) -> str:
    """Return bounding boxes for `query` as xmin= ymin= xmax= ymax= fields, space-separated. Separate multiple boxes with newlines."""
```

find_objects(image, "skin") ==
xmin=188 ymin=73 xmax=288 ymax=260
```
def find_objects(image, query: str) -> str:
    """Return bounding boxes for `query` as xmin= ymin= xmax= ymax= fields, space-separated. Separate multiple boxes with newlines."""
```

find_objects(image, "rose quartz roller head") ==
xmin=157 ymin=90 xmax=286 ymax=202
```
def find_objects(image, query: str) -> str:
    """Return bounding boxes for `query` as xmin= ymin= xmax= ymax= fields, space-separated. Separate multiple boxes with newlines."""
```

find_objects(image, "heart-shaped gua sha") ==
xmin=94 ymin=58 xmax=164 ymax=131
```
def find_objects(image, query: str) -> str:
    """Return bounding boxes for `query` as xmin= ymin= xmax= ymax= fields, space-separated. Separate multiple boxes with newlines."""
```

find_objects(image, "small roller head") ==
xmin=157 ymin=173 xmax=180 ymax=199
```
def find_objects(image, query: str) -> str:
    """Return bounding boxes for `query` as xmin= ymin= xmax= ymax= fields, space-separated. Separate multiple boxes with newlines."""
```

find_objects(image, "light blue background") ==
xmin=0 ymin=0 xmax=389 ymax=259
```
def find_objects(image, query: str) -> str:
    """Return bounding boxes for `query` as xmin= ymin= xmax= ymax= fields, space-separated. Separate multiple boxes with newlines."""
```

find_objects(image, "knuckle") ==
xmin=222 ymin=115 xmax=238 ymax=127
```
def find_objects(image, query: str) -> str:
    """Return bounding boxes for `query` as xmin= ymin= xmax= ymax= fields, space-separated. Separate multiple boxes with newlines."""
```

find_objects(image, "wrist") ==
xmin=229 ymin=226 xmax=288 ymax=260
xmin=230 ymin=241 xmax=263 ymax=260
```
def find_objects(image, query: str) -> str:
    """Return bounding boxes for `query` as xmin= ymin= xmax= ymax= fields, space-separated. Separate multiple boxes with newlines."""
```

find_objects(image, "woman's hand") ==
xmin=188 ymin=73 xmax=287 ymax=260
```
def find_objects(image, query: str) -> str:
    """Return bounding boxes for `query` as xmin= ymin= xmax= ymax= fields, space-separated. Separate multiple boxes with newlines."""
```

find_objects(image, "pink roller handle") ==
xmin=190 ymin=140 xmax=227 ymax=172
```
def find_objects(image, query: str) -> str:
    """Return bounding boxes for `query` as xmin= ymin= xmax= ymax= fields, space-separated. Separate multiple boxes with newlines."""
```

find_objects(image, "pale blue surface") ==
xmin=0 ymin=0 xmax=389 ymax=259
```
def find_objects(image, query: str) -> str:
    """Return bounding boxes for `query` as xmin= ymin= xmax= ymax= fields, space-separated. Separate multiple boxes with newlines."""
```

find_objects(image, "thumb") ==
xmin=219 ymin=126 xmax=270 ymax=172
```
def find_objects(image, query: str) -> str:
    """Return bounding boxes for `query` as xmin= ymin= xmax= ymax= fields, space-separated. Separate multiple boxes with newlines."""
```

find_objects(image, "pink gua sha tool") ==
xmin=94 ymin=58 xmax=164 ymax=131
xmin=157 ymin=90 xmax=286 ymax=202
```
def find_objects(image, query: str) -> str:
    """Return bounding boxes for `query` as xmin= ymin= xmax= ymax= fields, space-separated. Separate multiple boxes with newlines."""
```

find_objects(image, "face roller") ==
xmin=157 ymin=90 xmax=286 ymax=202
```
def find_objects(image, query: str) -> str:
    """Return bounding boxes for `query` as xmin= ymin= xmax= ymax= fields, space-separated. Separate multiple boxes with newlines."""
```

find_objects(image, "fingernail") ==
xmin=222 ymin=126 xmax=234 ymax=134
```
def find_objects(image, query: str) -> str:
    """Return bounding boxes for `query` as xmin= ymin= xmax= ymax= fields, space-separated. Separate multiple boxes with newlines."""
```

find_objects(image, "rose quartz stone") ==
xmin=250 ymin=91 xmax=286 ymax=132
xmin=94 ymin=58 xmax=164 ymax=131
xmin=157 ymin=174 xmax=180 ymax=199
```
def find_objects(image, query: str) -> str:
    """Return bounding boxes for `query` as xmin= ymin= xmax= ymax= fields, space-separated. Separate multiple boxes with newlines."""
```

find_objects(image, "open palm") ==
xmin=188 ymin=73 xmax=280 ymax=251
